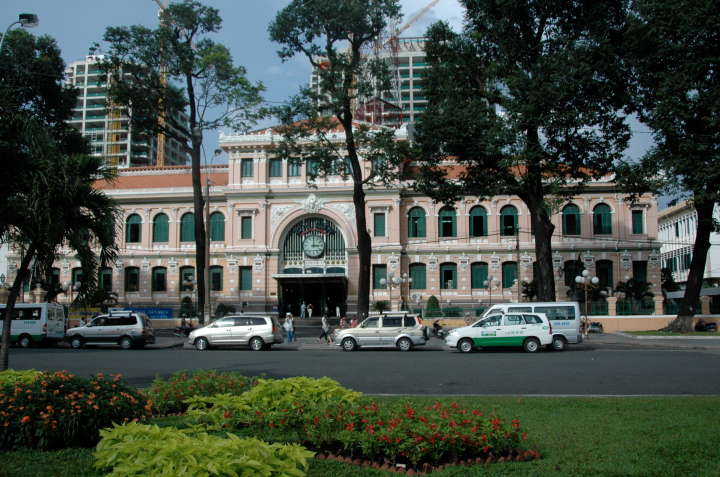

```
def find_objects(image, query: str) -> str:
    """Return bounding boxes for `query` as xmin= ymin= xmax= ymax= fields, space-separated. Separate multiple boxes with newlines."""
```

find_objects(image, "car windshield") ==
xmin=474 ymin=316 xmax=501 ymax=328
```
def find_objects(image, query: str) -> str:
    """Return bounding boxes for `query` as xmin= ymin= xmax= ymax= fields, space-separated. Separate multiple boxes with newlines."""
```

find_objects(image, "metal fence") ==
xmin=617 ymin=299 xmax=655 ymax=315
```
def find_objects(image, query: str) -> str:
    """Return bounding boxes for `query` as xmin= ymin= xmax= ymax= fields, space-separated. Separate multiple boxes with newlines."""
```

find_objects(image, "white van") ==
xmin=0 ymin=303 xmax=66 ymax=348
xmin=481 ymin=302 xmax=582 ymax=351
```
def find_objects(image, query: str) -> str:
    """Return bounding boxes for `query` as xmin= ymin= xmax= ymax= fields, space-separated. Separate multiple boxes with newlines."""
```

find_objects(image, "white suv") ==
xmin=335 ymin=313 xmax=427 ymax=351
xmin=445 ymin=312 xmax=552 ymax=353
xmin=65 ymin=311 xmax=155 ymax=349
xmin=188 ymin=315 xmax=284 ymax=351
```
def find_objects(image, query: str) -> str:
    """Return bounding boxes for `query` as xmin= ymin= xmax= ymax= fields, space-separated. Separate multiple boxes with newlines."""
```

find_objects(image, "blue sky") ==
xmin=1 ymin=0 xmax=653 ymax=165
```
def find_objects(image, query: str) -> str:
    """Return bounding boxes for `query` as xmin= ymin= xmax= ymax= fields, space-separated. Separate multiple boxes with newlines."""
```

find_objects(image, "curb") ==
xmin=615 ymin=331 xmax=720 ymax=341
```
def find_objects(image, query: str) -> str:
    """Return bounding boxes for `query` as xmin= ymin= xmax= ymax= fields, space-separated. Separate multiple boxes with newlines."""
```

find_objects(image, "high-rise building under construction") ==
xmin=65 ymin=55 xmax=190 ymax=168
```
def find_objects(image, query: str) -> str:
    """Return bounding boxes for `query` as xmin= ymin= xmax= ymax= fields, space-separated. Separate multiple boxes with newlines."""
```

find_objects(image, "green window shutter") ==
xmin=241 ymin=216 xmax=252 ymax=239
xmin=241 ymin=159 xmax=253 ymax=177
xmin=126 ymin=214 xmax=142 ymax=243
xmin=152 ymin=214 xmax=169 ymax=242
xmin=500 ymin=206 xmax=518 ymax=236
xmin=408 ymin=208 xmax=426 ymax=238
xmin=502 ymin=262 xmax=517 ymax=288
xmin=594 ymin=204 xmax=612 ymax=234
xmin=596 ymin=260 xmax=613 ymax=289
xmin=209 ymin=212 xmax=225 ymax=241
xmin=125 ymin=267 xmax=139 ymax=292
xmin=409 ymin=263 xmax=426 ymax=289
xmin=438 ymin=207 xmax=456 ymax=237
xmin=239 ymin=267 xmax=252 ymax=290
xmin=469 ymin=207 xmax=487 ymax=237
xmin=180 ymin=213 xmax=195 ymax=242
xmin=440 ymin=263 xmax=457 ymax=289
xmin=471 ymin=262 xmax=488 ymax=288
xmin=633 ymin=261 xmax=647 ymax=283
xmin=632 ymin=210 xmax=643 ymax=234
xmin=99 ymin=268 xmax=113 ymax=292
xmin=152 ymin=267 xmax=166 ymax=292
xmin=374 ymin=213 xmax=385 ymax=237
xmin=373 ymin=265 xmax=387 ymax=289
xmin=288 ymin=160 xmax=301 ymax=177
xmin=210 ymin=266 xmax=223 ymax=291
xmin=562 ymin=205 xmax=581 ymax=235
xmin=269 ymin=159 xmax=282 ymax=177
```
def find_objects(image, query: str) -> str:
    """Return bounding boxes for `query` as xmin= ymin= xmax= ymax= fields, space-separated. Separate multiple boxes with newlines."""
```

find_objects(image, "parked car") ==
xmin=65 ymin=310 xmax=155 ymax=349
xmin=188 ymin=315 xmax=283 ymax=351
xmin=588 ymin=321 xmax=604 ymax=333
xmin=335 ymin=312 xmax=426 ymax=351
xmin=445 ymin=312 xmax=553 ymax=353
xmin=0 ymin=303 xmax=65 ymax=348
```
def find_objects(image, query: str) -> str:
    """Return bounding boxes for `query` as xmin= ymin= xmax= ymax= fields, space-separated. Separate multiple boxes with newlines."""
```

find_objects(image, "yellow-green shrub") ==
xmin=94 ymin=422 xmax=314 ymax=477
xmin=186 ymin=377 xmax=361 ymax=435
xmin=0 ymin=369 xmax=42 ymax=387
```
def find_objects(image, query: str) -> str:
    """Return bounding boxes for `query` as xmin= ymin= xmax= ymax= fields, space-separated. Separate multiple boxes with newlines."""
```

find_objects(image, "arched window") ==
xmin=469 ymin=206 xmax=487 ymax=237
xmin=125 ymin=214 xmax=142 ymax=243
xmin=564 ymin=260 xmax=584 ymax=287
xmin=562 ymin=204 xmax=581 ymax=235
xmin=180 ymin=213 xmax=195 ymax=242
xmin=152 ymin=213 xmax=169 ymax=243
xmin=152 ymin=267 xmax=167 ymax=292
xmin=438 ymin=206 xmax=456 ymax=238
xmin=500 ymin=205 xmax=518 ymax=236
xmin=596 ymin=260 xmax=614 ymax=289
xmin=471 ymin=262 xmax=489 ymax=288
xmin=124 ymin=267 xmax=140 ymax=292
xmin=407 ymin=207 xmax=426 ymax=238
xmin=98 ymin=267 xmax=113 ymax=292
xmin=180 ymin=266 xmax=195 ymax=291
xmin=409 ymin=263 xmax=426 ymax=289
xmin=440 ymin=262 xmax=457 ymax=289
xmin=209 ymin=265 xmax=223 ymax=291
xmin=593 ymin=204 xmax=612 ymax=235
xmin=209 ymin=212 xmax=225 ymax=241
xmin=502 ymin=261 xmax=517 ymax=288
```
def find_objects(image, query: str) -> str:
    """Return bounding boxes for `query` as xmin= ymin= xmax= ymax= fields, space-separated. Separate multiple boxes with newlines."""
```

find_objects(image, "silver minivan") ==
xmin=335 ymin=312 xmax=427 ymax=351
xmin=65 ymin=311 xmax=155 ymax=349
xmin=188 ymin=315 xmax=284 ymax=351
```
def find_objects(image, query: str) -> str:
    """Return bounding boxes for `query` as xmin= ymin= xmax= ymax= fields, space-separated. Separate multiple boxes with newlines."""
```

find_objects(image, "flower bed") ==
xmin=146 ymin=370 xmax=258 ymax=415
xmin=0 ymin=371 xmax=151 ymax=450
xmin=300 ymin=401 xmax=537 ymax=472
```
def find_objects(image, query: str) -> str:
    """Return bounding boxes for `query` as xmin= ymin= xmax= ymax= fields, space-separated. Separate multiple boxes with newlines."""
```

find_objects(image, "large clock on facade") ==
xmin=302 ymin=235 xmax=325 ymax=258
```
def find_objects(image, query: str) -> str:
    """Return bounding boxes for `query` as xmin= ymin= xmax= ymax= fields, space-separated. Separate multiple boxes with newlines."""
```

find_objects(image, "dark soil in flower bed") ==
xmin=314 ymin=448 xmax=542 ymax=474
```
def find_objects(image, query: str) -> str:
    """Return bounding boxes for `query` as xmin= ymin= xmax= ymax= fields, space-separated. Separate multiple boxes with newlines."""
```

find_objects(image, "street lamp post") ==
xmin=0 ymin=14 xmax=39 ymax=52
xmin=483 ymin=276 xmax=500 ymax=307
xmin=575 ymin=270 xmax=600 ymax=337
xmin=380 ymin=272 xmax=412 ymax=311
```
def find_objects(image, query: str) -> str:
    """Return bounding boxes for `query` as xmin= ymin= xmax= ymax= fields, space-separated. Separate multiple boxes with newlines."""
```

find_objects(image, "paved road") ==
xmin=7 ymin=337 xmax=720 ymax=395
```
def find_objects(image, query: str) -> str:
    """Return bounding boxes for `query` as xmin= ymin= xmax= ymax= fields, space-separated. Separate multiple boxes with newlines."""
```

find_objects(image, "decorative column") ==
xmin=607 ymin=296 xmax=617 ymax=316
xmin=700 ymin=296 xmax=711 ymax=315
xmin=654 ymin=296 xmax=664 ymax=315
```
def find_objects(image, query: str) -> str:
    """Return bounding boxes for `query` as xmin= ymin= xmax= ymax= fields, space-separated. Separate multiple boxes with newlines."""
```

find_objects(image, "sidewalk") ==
xmin=583 ymin=332 xmax=720 ymax=351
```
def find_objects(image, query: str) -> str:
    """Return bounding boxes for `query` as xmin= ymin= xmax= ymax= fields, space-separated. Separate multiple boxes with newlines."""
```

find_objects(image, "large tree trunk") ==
xmin=190 ymin=142 xmax=207 ymax=325
xmin=527 ymin=201 xmax=557 ymax=302
xmin=1 ymin=243 xmax=36 ymax=371
xmin=353 ymin=182 xmax=371 ymax=318
xmin=666 ymin=199 xmax=715 ymax=332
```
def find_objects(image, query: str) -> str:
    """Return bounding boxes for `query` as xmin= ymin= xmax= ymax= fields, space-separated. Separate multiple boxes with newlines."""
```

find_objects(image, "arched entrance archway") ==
xmin=275 ymin=215 xmax=348 ymax=318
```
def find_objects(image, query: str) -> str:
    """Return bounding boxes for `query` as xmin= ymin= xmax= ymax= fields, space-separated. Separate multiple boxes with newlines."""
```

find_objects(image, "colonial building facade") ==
xmin=7 ymin=127 xmax=663 ymax=317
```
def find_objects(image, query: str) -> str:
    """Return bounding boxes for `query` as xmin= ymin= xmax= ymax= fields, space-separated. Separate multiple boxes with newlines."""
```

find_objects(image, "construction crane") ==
xmin=152 ymin=0 xmax=168 ymax=167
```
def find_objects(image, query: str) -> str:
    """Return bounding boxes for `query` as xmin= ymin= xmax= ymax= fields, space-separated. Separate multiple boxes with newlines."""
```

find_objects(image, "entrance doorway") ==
xmin=278 ymin=276 xmax=347 ymax=318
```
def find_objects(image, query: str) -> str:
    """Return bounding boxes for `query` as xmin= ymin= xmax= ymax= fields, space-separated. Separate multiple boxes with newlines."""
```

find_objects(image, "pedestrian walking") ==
xmin=307 ymin=303 xmax=314 ymax=319
xmin=300 ymin=301 xmax=306 ymax=319
xmin=319 ymin=315 xmax=332 ymax=344
xmin=283 ymin=313 xmax=295 ymax=343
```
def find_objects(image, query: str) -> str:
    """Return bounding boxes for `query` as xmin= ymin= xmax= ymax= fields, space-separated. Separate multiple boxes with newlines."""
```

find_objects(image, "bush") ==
xmin=0 ymin=369 xmax=43 ymax=387
xmin=214 ymin=303 xmax=236 ymax=317
xmin=0 ymin=371 xmax=151 ymax=450
xmin=146 ymin=370 xmax=258 ymax=415
xmin=303 ymin=401 xmax=528 ymax=468
xmin=441 ymin=307 xmax=464 ymax=317
xmin=95 ymin=422 xmax=314 ymax=477
xmin=372 ymin=300 xmax=389 ymax=313
xmin=187 ymin=377 xmax=361 ymax=437
xmin=425 ymin=295 xmax=442 ymax=318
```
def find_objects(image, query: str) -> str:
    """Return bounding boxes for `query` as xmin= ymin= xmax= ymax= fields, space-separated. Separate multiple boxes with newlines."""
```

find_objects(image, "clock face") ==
xmin=303 ymin=235 xmax=325 ymax=258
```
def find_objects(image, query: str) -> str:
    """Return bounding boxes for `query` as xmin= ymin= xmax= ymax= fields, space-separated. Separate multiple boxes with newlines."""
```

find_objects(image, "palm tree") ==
xmin=1 ymin=145 xmax=119 ymax=370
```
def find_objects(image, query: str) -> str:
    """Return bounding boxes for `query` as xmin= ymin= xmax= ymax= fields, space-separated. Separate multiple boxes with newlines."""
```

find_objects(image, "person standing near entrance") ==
xmin=283 ymin=313 xmax=295 ymax=343
xmin=300 ymin=301 xmax=306 ymax=319
xmin=307 ymin=303 xmax=314 ymax=319
xmin=319 ymin=315 xmax=332 ymax=344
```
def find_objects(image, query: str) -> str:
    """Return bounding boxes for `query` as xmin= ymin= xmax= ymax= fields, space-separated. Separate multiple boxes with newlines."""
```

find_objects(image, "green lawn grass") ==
xmin=627 ymin=330 xmax=720 ymax=337
xmin=2 ymin=396 xmax=719 ymax=477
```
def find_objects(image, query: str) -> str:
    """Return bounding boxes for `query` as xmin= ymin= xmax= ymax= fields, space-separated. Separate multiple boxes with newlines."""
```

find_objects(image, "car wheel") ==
xmin=119 ymin=337 xmax=133 ymax=350
xmin=551 ymin=335 xmax=567 ymax=352
xmin=18 ymin=334 xmax=32 ymax=348
xmin=249 ymin=337 xmax=265 ymax=351
xmin=195 ymin=337 xmax=209 ymax=351
xmin=458 ymin=338 xmax=474 ymax=353
xmin=70 ymin=336 xmax=84 ymax=349
xmin=397 ymin=337 xmax=412 ymax=352
xmin=341 ymin=337 xmax=357 ymax=352
xmin=523 ymin=338 xmax=541 ymax=353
